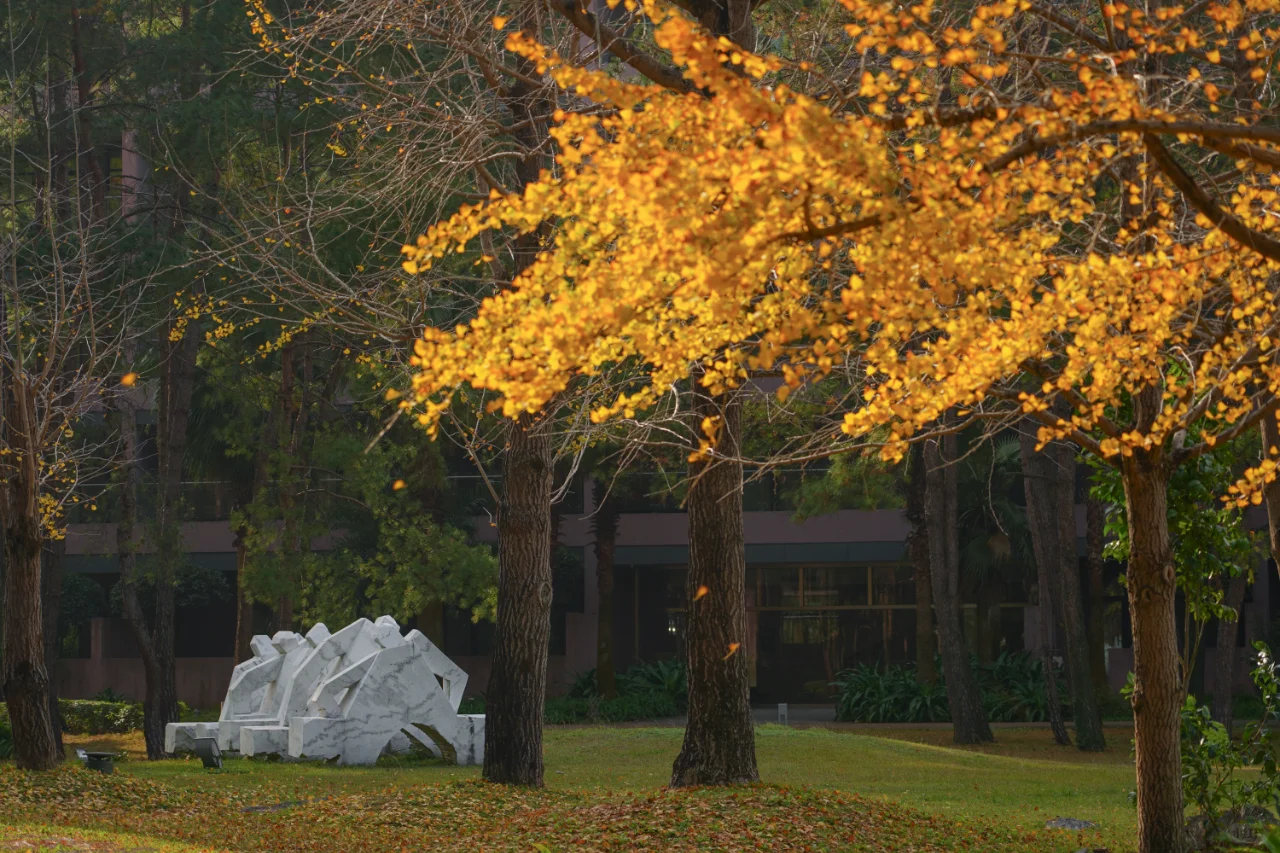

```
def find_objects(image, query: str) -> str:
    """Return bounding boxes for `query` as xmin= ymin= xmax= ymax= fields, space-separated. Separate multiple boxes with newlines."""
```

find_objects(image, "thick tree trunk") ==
xmin=1085 ymin=492 xmax=1111 ymax=697
xmin=906 ymin=444 xmax=936 ymax=683
xmin=923 ymin=433 xmax=993 ymax=744
xmin=484 ymin=412 xmax=554 ymax=786
xmin=1 ymin=380 xmax=59 ymax=771
xmin=1211 ymin=573 xmax=1248 ymax=735
xmin=593 ymin=481 xmax=619 ymax=700
xmin=41 ymin=538 xmax=65 ymax=759
xmin=2 ymin=511 xmax=59 ymax=770
xmin=1019 ymin=427 xmax=1071 ymax=745
xmin=1053 ymin=444 xmax=1106 ymax=751
xmin=1121 ymin=447 xmax=1184 ymax=853
xmin=671 ymin=391 xmax=759 ymax=786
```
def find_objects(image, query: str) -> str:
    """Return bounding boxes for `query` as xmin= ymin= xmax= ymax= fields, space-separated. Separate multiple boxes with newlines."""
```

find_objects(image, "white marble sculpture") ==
xmin=166 ymin=615 xmax=484 ymax=766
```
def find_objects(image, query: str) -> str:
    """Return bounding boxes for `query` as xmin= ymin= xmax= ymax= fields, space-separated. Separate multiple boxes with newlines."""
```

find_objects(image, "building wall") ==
xmin=63 ymin=494 xmax=1268 ymax=707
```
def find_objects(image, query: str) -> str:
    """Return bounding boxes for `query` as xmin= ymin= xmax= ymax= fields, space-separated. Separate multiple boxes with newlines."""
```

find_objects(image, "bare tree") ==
xmin=1 ymin=0 xmax=148 ymax=768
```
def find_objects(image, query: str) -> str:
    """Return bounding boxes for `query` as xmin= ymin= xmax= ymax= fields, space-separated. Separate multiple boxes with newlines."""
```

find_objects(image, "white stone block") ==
xmin=165 ymin=722 xmax=219 ymax=754
xmin=241 ymin=725 xmax=290 ymax=757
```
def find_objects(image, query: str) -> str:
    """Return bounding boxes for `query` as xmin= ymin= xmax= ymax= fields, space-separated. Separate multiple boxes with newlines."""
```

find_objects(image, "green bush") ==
xmin=0 ymin=718 xmax=12 ymax=759
xmin=545 ymin=692 xmax=679 ymax=724
xmin=1177 ymin=643 xmax=1280 ymax=851
xmin=833 ymin=664 xmax=949 ymax=723
xmin=29 ymin=698 xmax=193 ymax=735
xmin=833 ymin=651 xmax=1069 ymax=724
xmin=57 ymin=700 xmax=144 ymax=734
xmin=569 ymin=659 xmax=687 ymax=711
xmin=460 ymin=687 xmax=681 ymax=724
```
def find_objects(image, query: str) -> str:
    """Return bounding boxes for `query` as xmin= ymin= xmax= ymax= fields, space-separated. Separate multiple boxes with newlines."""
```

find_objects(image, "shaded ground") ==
xmin=0 ymin=824 xmax=216 ymax=852
xmin=0 ymin=725 xmax=1136 ymax=852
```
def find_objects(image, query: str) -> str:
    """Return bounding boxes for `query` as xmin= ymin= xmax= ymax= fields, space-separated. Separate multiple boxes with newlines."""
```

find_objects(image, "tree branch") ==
xmin=1143 ymin=133 xmax=1280 ymax=264
xmin=546 ymin=0 xmax=696 ymax=95
xmin=1024 ymin=1 xmax=1112 ymax=52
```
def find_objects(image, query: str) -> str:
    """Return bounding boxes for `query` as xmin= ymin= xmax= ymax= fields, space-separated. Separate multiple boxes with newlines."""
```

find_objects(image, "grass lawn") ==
xmin=0 ymin=725 xmax=1138 ymax=851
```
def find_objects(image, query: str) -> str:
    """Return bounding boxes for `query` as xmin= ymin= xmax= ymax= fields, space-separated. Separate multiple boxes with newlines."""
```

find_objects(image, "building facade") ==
xmin=55 ymin=478 xmax=1278 ymax=708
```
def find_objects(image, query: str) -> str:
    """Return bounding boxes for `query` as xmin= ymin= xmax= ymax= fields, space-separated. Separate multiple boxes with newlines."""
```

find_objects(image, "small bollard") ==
xmin=84 ymin=752 xmax=115 ymax=775
xmin=777 ymin=703 xmax=788 ymax=726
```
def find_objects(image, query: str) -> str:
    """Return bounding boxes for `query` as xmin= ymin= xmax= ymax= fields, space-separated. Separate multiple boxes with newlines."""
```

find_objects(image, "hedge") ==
xmin=0 ymin=699 xmax=192 ymax=736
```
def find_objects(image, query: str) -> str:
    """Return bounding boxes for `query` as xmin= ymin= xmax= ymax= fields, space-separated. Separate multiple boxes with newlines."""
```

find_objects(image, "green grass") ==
xmin=0 ymin=725 xmax=1138 ymax=852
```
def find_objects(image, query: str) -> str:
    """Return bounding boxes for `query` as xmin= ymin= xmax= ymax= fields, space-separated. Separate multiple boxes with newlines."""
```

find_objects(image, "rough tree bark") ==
xmin=483 ymin=411 xmax=555 ymax=786
xmin=671 ymin=390 xmax=759 ymax=786
xmin=1 ymin=382 xmax=60 ymax=770
xmin=1211 ymin=573 xmax=1249 ymax=735
xmin=40 ymin=538 xmax=66 ymax=759
xmin=923 ymin=432 xmax=992 ymax=744
xmin=1053 ymin=443 xmax=1106 ymax=751
xmin=906 ymin=443 xmax=936 ymax=683
xmin=1263 ymin=415 xmax=1280 ymax=587
xmin=480 ymin=0 xmax=560 ymax=786
xmin=593 ymin=480 xmax=620 ymax=700
xmin=1121 ymin=433 xmax=1183 ymax=853
xmin=1085 ymin=492 xmax=1111 ymax=697
xmin=1020 ymin=431 xmax=1072 ymax=746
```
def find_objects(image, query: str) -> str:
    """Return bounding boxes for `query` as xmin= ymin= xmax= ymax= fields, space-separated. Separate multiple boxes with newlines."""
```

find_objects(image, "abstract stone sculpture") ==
xmin=165 ymin=615 xmax=483 ymax=766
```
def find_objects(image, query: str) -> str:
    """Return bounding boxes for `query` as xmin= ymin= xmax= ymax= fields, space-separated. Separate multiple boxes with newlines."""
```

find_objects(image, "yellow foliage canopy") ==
xmin=403 ymin=0 xmax=1280 ymax=500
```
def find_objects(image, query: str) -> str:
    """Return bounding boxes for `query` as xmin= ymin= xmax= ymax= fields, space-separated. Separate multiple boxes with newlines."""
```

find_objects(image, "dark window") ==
xmin=871 ymin=565 xmax=915 ymax=605
xmin=804 ymin=566 xmax=868 ymax=607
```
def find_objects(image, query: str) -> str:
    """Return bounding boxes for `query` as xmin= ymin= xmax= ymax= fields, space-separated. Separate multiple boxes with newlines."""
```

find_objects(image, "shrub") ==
xmin=91 ymin=688 xmax=129 ymax=703
xmin=448 ymin=691 xmax=679 ymax=723
xmin=833 ymin=664 xmax=949 ymax=723
xmin=0 ymin=718 xmax=12 ymax=760
xmin=617 ymin=660 xmax=687 ymax=709
xmin=569 ymin=659 xmax=688 ymax=711
xmin=1178 ymin=643 xmax=1280 ymax=851
xmin=544 ymin=692 xmax=679 ymax=724
xmin=58 ymin=700 xmax=144 ymax=735
xmin=833 ymin=651 xmax=1068 ymax=724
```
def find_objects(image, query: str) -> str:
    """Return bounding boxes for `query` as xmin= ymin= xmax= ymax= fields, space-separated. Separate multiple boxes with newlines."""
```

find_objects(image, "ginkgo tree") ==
xmin=401 ymin=0 xmax=1280 ymax=849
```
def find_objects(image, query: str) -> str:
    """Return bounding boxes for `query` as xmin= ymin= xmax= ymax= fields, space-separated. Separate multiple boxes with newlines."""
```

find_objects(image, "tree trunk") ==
xmin=232 ymin=365 xmax=285 ymax=663
xmin=1263 ymin=416 xmax=1280 ymax=585
xmin=139 ymin=318 xmax=200 ymax=759
xmin=923 ymin=432 xmax=993 ymax=744
xmin=484 ymin=412 xmax=554 ymax=786
xmin=1053 ymin=443 xmax=1106 ymax=751
xmin=1 ymin=381 xmax=59 ymax=771
xmin=593 ymin=481 xmax=620 ymax=700
xmin=906 ymin=444 xmax=936 ymax=683
xmin=232 ymin=532 xmax=254 ymax=663
xmin=115 ymin=373 xmax=164 ymax=759
xmin=1211 ymin=573 xmax=1248 ymax=736
xmin=1019 ymin=427 xmax=1071 ymax=745
xmin=1085 ymin=491 xmax=1111 ymax=697
xmin=41 ymin=538 xmax=66 ymax=759
xmin=1121 ymin=446 xmax=1184 ymax=853
xmin=2 ymin=508 xmax=59 ymax=770
xmin=671 ymin=390 xmax=759 ymax=786
xmin=1039 ymin=582 xmax=1072 ymax=746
